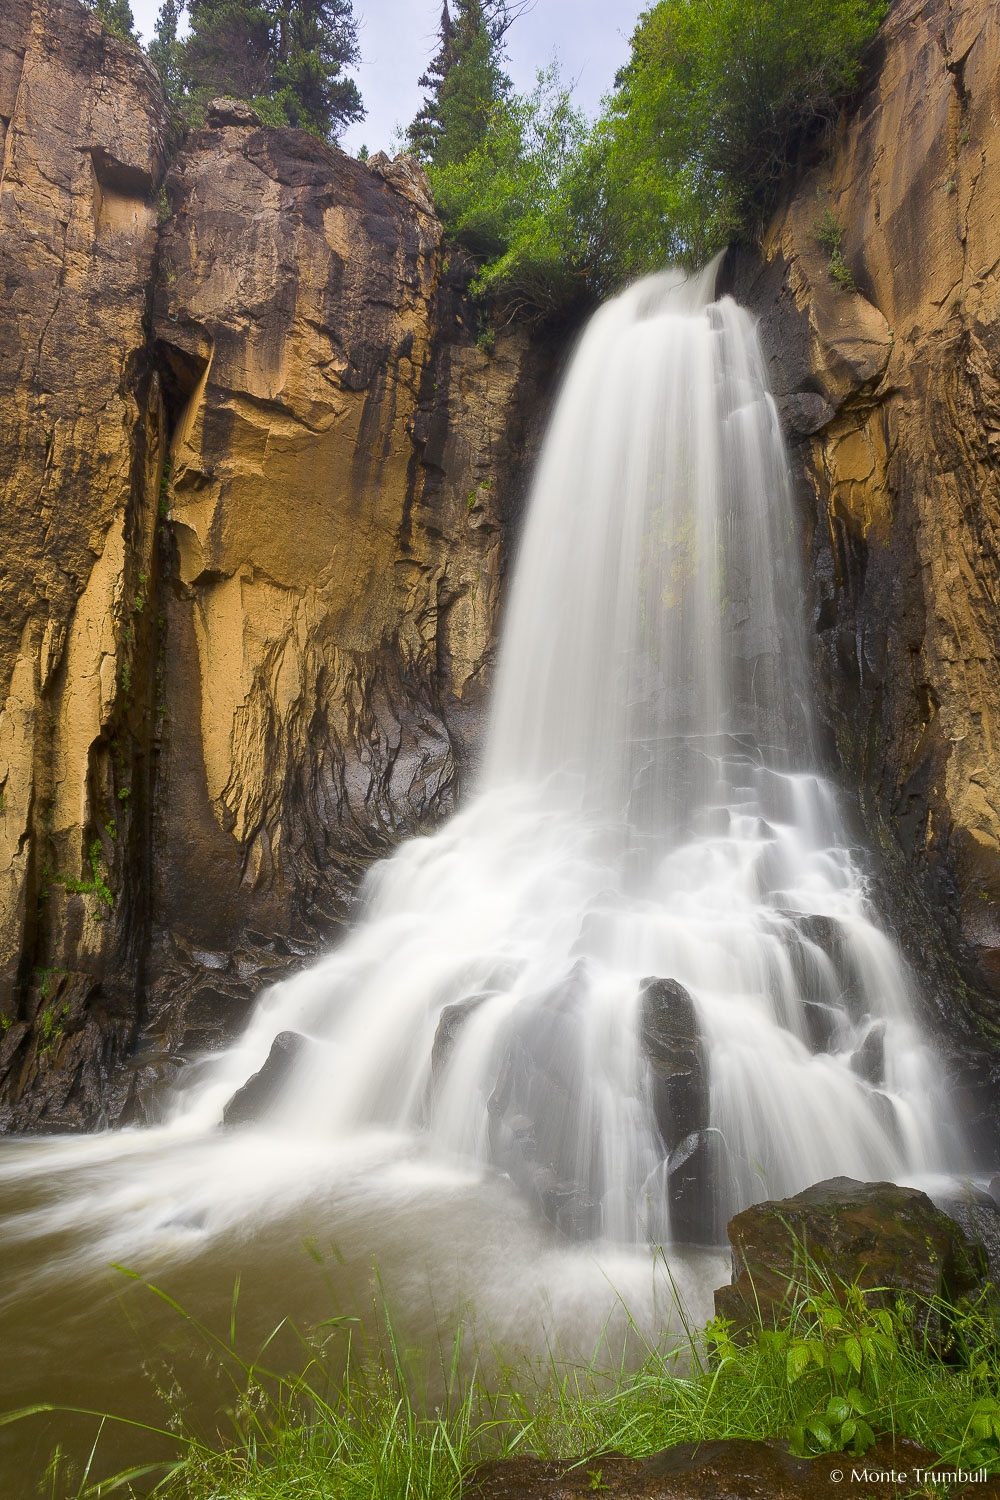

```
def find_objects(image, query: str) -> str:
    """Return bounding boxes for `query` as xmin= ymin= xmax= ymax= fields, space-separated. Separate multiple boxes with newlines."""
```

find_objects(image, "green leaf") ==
xmin=806 ymin=1416 xmax=833 ymax=1448
xmin=826 ymin=1397 xmax=850 ymax=1424
xmin=841 ymin=1418 xmax=857 ymax=1443
xmin=844 ymin=1335 xmax=863 ymax=1373
xmin=846 ymin=1387 xmax=873 ymax=1415
xmin=786 ymin=1344 xmax=812 ymax=1382
xmin=854 ymin=1419 xmax=876 ymax=1451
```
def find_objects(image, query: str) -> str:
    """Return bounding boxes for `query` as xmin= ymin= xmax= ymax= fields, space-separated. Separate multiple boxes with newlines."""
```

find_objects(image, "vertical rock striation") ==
xmin=0 ymin=1 xmax=555 ymax=1128
xmin=0 ymin=0 xmax=171 ymax=1126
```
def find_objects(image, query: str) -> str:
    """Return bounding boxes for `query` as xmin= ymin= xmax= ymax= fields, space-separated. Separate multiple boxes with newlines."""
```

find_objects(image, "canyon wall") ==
xmin=722 ymin=0 xmax=1000 ymax=1100
xmin=0 ymin=0 xmax=555 ymax=1128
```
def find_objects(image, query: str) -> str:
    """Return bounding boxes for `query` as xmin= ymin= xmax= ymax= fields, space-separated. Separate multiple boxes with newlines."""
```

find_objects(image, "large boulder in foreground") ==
xmin=714 ymin=1177 xmax=988 ymax=1342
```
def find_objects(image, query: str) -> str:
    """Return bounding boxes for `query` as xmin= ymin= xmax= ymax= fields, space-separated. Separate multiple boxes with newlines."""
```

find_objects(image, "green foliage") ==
xmin=429 ymin=64 xmax=590 ymax=319
xmin=427 ymin=0 xmax=886 ymax=316
xmin=147 ymin=0 xmax=364 ymax=142
xmin=813 ymin=207 xmax=856 ymax=290
xmin=407 ymin=1 xmax=514 ymax=166
xmin=46 ymin=841 xmax=113 ymax=915
xmin=84 ymin=0 xmax=136 ymax=41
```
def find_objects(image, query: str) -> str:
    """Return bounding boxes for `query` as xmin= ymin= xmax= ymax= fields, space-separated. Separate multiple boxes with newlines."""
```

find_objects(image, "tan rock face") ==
xmin=147 ymin=116 xmax=552 ymax=1054
xmin=0 ymin=0 xmax=555 ymax=1127
xmin=0 ymin=0 xmax=171 ymax=1127
xmin=724 ymin=0 xmax=1000 ymax=1028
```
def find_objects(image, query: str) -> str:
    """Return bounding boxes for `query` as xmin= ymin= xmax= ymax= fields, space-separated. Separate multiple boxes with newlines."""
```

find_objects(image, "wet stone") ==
xmin=849 ymin=1020 xmax=886 ymax=1085
xmin=638 ymin=977 xmax=709 ymax=1152
xmin=714 ymin=1177 xmax=989 ymax=1349
xmin=465 ymin=1436 xmax=968 ymax=1498
xmin=221 ymin=1030 xmax=309 ymax=1126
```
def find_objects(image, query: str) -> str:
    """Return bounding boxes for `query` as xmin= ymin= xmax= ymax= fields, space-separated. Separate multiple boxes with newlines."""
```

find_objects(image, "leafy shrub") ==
xmin=432 ymin=0 xmax=887 ymax=314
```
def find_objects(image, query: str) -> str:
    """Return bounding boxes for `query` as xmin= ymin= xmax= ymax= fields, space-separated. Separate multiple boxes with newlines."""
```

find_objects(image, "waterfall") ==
xmin=168 ymin=266 xmax=958 ymax=1245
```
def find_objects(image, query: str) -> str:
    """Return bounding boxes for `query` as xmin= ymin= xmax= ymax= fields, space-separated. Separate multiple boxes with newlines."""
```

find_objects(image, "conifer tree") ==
xmin=407 ymin=0 xmax=515 ymax=167
xmin=146 ymin=0 xmax=364 ymax=141
xmin=148 ymin=0 xmax=185 ymax=106
xmin=86 ymin=0 xmax=136 ymax=40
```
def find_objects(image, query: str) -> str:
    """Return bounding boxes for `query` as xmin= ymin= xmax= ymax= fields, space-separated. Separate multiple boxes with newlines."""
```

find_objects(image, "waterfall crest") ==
xmin=171 ymin=267 xmax=957 ymax=1244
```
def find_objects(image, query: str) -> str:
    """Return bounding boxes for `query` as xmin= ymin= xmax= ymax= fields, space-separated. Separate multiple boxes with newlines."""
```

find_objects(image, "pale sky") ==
xmin=128 ymin=0 xmax=645 ymax=155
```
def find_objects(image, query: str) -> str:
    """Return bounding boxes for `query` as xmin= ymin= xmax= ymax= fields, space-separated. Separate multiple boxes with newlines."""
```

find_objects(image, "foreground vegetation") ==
xmin=11 ymin=1264 xmax=1000 ymax=1498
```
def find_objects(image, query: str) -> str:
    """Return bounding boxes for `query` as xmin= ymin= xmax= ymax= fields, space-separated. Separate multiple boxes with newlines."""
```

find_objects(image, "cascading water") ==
xmin=168 ymin=265 xmax=958 ymax=1245
xmin=0 ymin=261 xmax=971 ymax=1490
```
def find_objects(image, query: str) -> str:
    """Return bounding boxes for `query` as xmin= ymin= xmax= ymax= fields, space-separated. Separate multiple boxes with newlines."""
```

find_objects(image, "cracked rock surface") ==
xmin=0 ymin=0 xmax=556 ymax=1129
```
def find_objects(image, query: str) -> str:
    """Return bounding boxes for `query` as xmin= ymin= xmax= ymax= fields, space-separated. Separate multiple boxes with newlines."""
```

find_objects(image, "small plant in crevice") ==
xmin=476 ymin=324 xmax=496 ymax=356
xmin=159 ymin=460 xmax=172 ymax=520
xmin=813 ymin=208 xmax=856 ymax=292
xmin=34 ymin=966 xmax=67 ymax=1002
xmin=46 ymin=840 xmax=113 ymax=917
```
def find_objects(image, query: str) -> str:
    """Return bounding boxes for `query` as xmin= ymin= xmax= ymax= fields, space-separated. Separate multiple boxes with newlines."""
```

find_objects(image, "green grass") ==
xmin=6 ymin=1261 xmax=1000 ymax=1498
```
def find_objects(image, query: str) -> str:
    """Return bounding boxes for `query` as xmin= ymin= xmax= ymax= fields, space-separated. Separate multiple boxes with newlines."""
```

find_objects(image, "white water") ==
xmin=0 ymin=268 xmax=963 ymax=1337
xmin=159 ymin=266 xmax=956 ymax=1241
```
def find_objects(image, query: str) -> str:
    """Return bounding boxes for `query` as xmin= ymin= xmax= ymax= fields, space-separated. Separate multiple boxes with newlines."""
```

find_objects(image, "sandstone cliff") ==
xmin=722 ymin=0 xmax=1000 ymax=1092
xmin=0 ymin=0 xmax=555 ymax=1128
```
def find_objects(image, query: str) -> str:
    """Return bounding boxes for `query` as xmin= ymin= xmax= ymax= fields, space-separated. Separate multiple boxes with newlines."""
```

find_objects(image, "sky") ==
xmin=127 ymin=0 xmax=645 ymax=156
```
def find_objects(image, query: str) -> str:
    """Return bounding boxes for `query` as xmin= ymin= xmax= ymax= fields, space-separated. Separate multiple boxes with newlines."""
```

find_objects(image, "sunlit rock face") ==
xmin=0 ymin=0 xmax=555 ymax=1129
xmin=724 ymin=0 xmax=1000 ymax=1041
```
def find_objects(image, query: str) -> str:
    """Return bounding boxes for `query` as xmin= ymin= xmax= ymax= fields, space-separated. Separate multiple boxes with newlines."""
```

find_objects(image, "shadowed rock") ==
xmin=222 ymin=1031 xmax=309 ymax=1126
xmin=638 ymin=977 xmax=709 ymax=1151
xmin=714 ymin=1177 xmax=988 ymax=1348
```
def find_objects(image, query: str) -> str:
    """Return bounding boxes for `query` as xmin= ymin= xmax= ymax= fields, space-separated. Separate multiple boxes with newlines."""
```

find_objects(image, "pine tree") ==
xmin=148 ymin=0 xmax=185 ymax=106
xmin=408 ymin=1 xmax=456 ymax=160
xmin=86 ymin=0 xmax=136 ymax=40
xmin=271 ymin=0 xmax=363 ymax=138
xmin=407 ymin=0 xmax=514 ymax=167
xmin=150 ymin=0 xmax=364 ymax=140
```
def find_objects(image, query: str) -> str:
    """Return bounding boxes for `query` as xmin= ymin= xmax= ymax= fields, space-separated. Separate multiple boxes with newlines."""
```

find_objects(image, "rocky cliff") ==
xmin=0 ymin=0 xmax=555 ymax=1128
xmin=722 ymin=0 xmax=1000 ymax=1105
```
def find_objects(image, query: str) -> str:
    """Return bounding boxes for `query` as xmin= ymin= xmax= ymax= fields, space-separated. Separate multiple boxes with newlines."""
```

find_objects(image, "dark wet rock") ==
xmin=222 ymin=1031 xmax=309 ymax=1126
xmin=989 ymin=1175 xmax=1000 ymax=1209
xmin=466 ymin=1436 xmax=962 ymax=1499
xmin=930 ymin=1186 xmax=1000 ymax=1286
xmin=430 ymin=994 xmax=492 ymax=1084
xmin=714 ymin=1177 xmax=988 ymax=1348
xmin=639 ymin=977 xmax=716 ymax=1243
xmin=849 ymin=1021 xmax=886 ymax=1085
xmin=663 ymin=1129 xmax=719 ymax=1246
xmin=638 ymin=978 xmax=709 ymax=1152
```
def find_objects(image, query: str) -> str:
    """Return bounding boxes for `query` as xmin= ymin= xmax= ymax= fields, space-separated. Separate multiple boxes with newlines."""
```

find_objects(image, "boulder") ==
xmin=714 ymin=1177 xmax=988 ymax=1345
xmin=638 ymin=977 xmax=709 ymax=1152
xmin=221 ymin=1031 xmax=309 ymax=1125
xmin=639 ymin=977 xmax=716 ymax=1243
